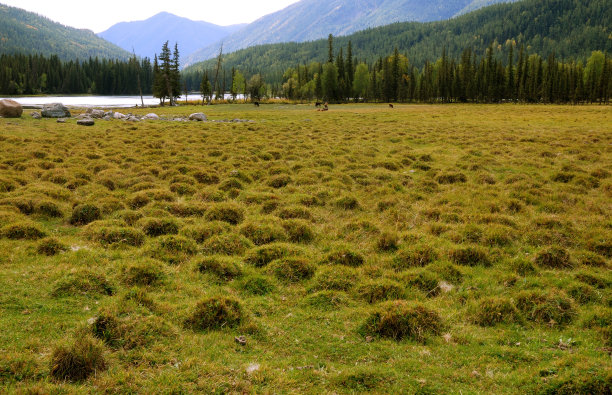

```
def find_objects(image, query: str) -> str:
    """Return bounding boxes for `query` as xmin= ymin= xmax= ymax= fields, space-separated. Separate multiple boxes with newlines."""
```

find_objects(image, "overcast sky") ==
xmin=2 ymin=0 xmax=301 ymax=32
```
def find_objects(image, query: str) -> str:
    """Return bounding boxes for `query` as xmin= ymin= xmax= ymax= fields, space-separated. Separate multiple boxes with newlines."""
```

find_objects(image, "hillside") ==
xmin=184 ymin=0 xmax=612 ymax=84
xmin=98 ymin=12 xmax=245 ymax=61
xmin=184 ymin=0 xmax=517 ymax=66
xmin=0 ymin=3 xmax=131 ymax=61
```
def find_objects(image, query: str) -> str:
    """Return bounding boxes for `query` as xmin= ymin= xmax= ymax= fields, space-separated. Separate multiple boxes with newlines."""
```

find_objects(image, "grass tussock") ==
xmin=360 ymin=301 xmax=443 ymax=342
xmin=196 ymin=256 xmax=243 ymax=281
xmin=184 ymin=297 xmax=243 ymax=331
xmin=37 ymin=237 xmax=68 ymax=256
xmin=268 ymin=257 xmax=316 ymax=282
xmin=49 ymin=335 xmax=106 ymax=382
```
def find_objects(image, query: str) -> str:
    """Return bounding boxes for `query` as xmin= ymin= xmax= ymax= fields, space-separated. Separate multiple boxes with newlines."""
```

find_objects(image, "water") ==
xmin=1 ymin=94 xmax=243 ymax=108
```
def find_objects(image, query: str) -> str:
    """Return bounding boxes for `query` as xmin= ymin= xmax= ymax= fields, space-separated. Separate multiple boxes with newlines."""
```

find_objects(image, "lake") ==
xmin=1 ymin=94 xmax=243 ymax=108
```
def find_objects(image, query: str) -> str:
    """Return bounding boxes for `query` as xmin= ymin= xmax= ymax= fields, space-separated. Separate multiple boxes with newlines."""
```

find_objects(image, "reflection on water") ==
xmin=1 ymin=94 xmax=243 ymax=108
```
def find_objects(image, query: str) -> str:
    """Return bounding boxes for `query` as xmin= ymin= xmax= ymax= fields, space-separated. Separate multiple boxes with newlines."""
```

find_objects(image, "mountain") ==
xmin=183 ymin=0 xmax=611 ymax=86
xmin=184 ymin=0 xmax=517 ymax=66
xmin=0 ymin=3 xmax=131 ymax=61
xmin=98 ymin=12 xmax=245 ymax=62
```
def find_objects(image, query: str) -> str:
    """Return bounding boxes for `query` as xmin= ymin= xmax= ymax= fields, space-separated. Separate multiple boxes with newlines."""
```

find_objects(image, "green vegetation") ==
xmin=0 ymin=4 xmax=130 ymax=61
xmin=0 ymin=104 xmax=610 ymax=393
xmin=183 ymin=0 xmax=611 ymax=93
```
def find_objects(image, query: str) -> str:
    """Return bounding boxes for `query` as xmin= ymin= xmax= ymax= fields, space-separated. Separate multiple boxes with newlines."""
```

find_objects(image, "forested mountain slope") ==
xmin=184 ymin=0 xmax=517 ymax=65
xmin=184 ymin=0 xmax=611 ymax=84
xmin=0 ymin=3 xmax=131 ymax=61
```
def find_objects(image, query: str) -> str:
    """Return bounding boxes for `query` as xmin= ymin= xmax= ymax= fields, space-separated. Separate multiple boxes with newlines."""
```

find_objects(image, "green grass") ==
xmin=0 ymin=103 xmax=610 ymax=393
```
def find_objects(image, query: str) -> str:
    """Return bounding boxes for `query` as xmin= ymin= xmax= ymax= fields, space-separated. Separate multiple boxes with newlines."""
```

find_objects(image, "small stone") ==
xmin=31 ymin=112 xmax=42 ymax=119
xmin=235 ymin=336 xmax=247 ymax=346
xmin=77 ymin=118 xmax=95 ymax=126
xmin=126 ymin=116 xmax=140 ymax=122
xmin=57 ymin=118 xmax=66 ymax=123
xmin=143 ymin=113 xmax=160 ymax=120
xmin=246 ymin=363 xmax=260 ymax=374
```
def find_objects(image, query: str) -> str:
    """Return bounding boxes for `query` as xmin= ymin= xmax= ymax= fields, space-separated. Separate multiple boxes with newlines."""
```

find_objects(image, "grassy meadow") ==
xmin=0 ymin=103 xmax=611 ymax=394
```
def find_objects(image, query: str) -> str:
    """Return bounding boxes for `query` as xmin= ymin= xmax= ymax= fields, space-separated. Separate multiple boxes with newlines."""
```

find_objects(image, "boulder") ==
xmin=0 ymin=99 xmax=23 ymax=118
xmin=57 ymin=118 xmax=66 ymax=123
xmin=42 ymin=103 xmax=70 ymax=118
xmin=31 ymin=112 xmax=42 ymax=119
xmin=143 ymin=113 xmax=160 ymax=120
xmin=189 ymin=113 xmax=207 ymax=122
xmin=86 ymin=109 xmax=105 ymax=119
xmin=77 ymin=118 xmax=95 ymax=126
xmin=126 ymin=116 xmax=140 ymax=122
xmin=113 ymin=112 xmax=126 ymax=119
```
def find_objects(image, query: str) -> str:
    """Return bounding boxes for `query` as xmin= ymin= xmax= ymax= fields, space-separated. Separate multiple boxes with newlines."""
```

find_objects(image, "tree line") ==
xmin=183 ymin=0 xmax=611 ymax=89
xmin=200 ymin=37 xmax=609 ymax=104
xmin=0 ymin=53 xmax=153 ymax=96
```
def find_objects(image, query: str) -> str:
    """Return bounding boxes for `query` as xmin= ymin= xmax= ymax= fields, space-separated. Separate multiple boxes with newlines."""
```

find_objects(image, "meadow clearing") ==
xmin=0 ymin=103 xmax=610 ymax=394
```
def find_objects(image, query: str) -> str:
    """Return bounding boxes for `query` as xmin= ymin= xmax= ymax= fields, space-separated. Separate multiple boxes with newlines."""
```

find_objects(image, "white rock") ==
xmin=189 ymin=113 xmax=207 ymax=122
xmin=143 ymin=113 xmax=160 ymax=120
xmin=113 ymin=112 xmax=126 ymax=119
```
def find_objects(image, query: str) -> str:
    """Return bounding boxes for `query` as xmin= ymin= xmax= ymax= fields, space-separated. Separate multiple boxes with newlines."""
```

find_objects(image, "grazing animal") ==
xmin=254 ymin=102 xmax=260 ymax=107
xmin=389 ymin=104 xmax=394 ymax=108
xmin=315 ymin=102 xmax=322 ymax=108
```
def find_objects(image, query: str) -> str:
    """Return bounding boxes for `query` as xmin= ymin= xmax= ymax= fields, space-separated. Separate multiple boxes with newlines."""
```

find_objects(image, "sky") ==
xmin=1 ymin=0 xmax=301 ymax=32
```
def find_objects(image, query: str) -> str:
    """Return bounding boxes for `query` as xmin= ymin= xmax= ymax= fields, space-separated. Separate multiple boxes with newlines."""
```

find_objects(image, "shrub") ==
xmin=335 ymin=196 xmax=360 ymax=210
xmin=37 ymin=237 xmax=68 ymax=256
xmin=240 ymin=275 xmax=275 ymax=295
xmin=205 ymin=203 xmax=245 ymax=225
xmin=1 ymin=222 xmax=46 ymax=240
xmin=376 ymin=232 xmax=399 ymax=252
xmin=244 ymin=243 xmax=302 ymax=267
xmin=185 ymin=297 xmax=243 ymax=331
xmin=202 ymin=233 xmax=253 ymax=256
xmin=355 ymin=279 xmax=405 ymax=304
xmin=449 ymin=246 xmax=491 ymax=267
xmin=51 ymin=270 xmax=114 ymax=297
xmin=139 ymin=217 xmax=180 ymax=237
xmin=534 ymin=246 xmax=573 ymax=269
xmin=240 ymin=222 xmax=286 ymax=245
xmin=86 ymin=226 xmax=145 ymax=247
xmin=436 ymin=172 xmax=467 ymax=184
xmin=392 ymin=245 xmax=438 ymax=270
xmin=360 ymin=301 xmax=443 ymax=342
xmin=197 ymin=256 xmax=243 ymax=281
xmin=268 ymin=175 xmax=292 ymax=188
xmin=282 ymin=219 xmax=315 ymax=243
xmin=148 ymin=235 xmax=198 ymax=264
xmin=310 ymin=266 xmax=359 ymax=292
xmin=49 ymin=335 xmax=106 ymax=382
xmin=515 ymin=290 xmax=576 ymax=326
xmin=121 ymin=261 xmax=164 ymax=286
xmin=268 ymin=257 xmax=316 ymax=282
xmin=472 ymin=297 xmax=522 ymax=326
xmin=324 ymin=247 xmax=365 ymax=267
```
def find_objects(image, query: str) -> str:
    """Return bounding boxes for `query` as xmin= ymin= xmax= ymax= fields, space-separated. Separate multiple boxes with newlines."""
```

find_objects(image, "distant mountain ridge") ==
xmin=0 ymin=3 xmax=131 ymax=61
xmin=183 ymin=0 xmax=611 ymax=86
xmin=184 ymin=0 xmax=518 ymax=66
xmin=98 ymin=12 xmax=245 ymax=61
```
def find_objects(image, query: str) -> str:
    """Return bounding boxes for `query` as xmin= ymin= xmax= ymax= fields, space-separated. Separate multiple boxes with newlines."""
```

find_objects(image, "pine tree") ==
xmin=346 ymin=41 xmax=354 ymax=100
xmin=328 ymin=34 xmax=334 ymax=64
